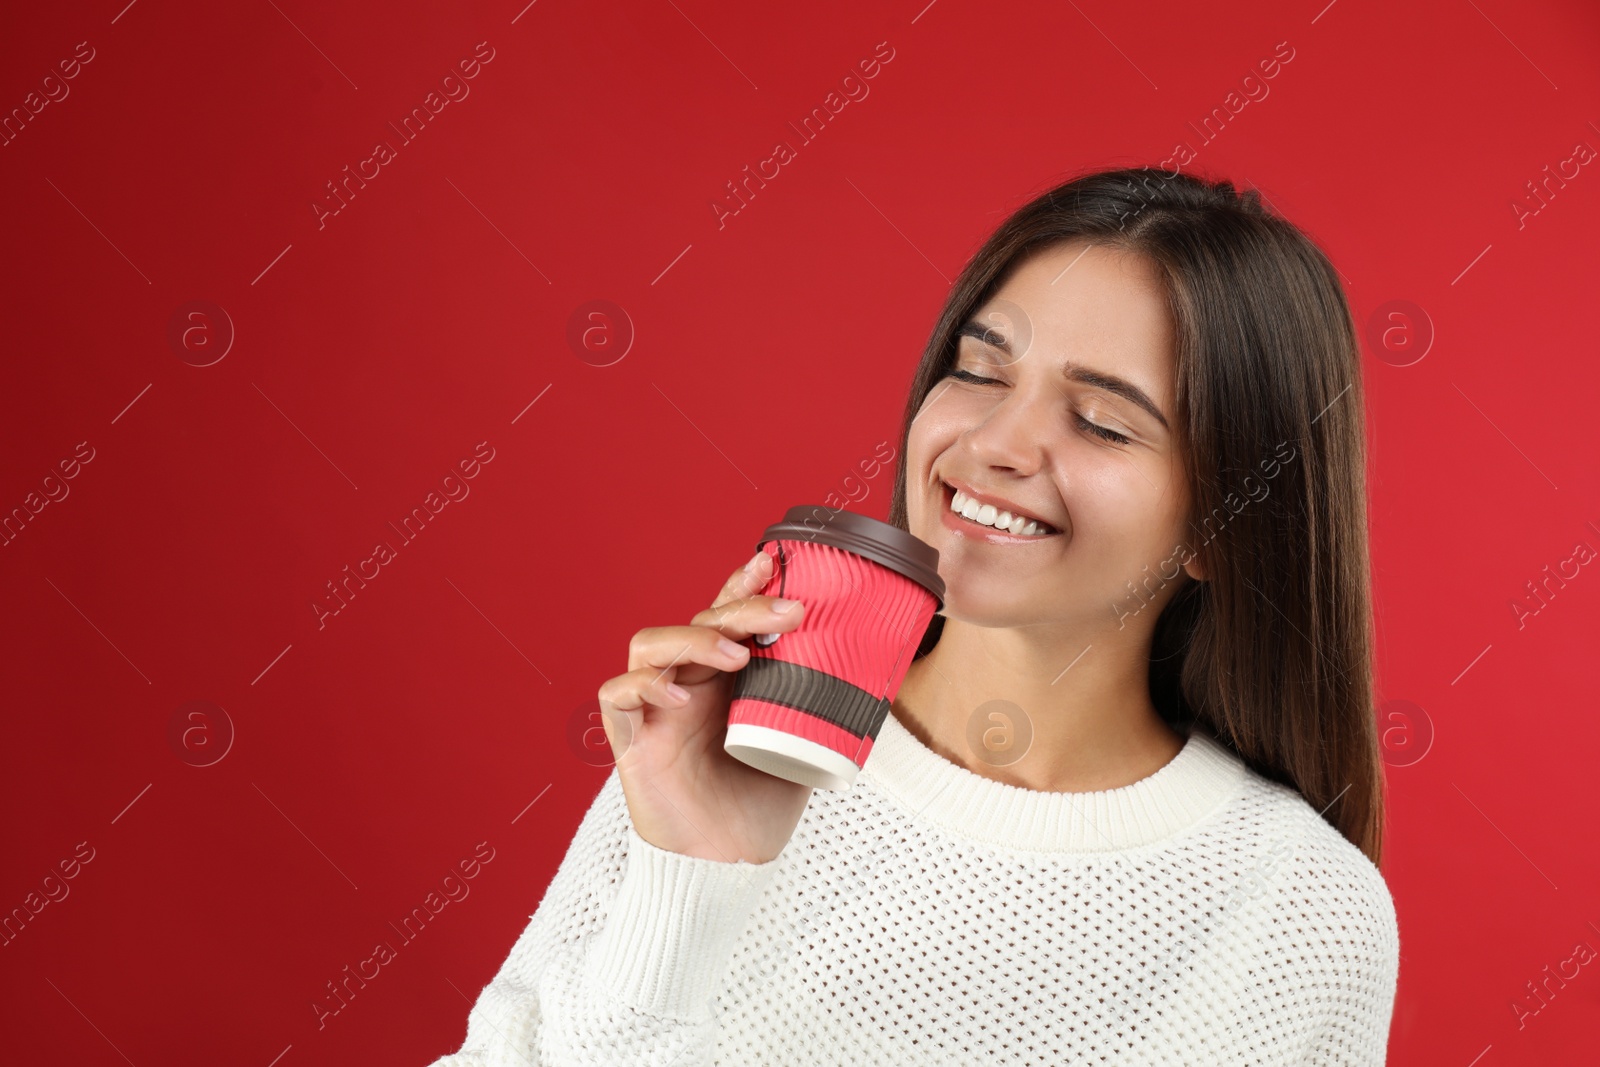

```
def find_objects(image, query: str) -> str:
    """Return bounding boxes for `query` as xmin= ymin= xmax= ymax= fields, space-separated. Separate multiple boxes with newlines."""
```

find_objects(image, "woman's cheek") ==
xmin=1073 ymin=457 xmax=1173 ymax=553
xmin=1073 ymin=451 xmax=1143 ymax=501
xmin=914 ymin=396 xmax=990 ymax=464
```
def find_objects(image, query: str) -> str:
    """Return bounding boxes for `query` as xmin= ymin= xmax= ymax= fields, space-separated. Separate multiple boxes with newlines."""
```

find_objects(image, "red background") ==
xmin=3 ymin=1 xmax=1597 ymax=1063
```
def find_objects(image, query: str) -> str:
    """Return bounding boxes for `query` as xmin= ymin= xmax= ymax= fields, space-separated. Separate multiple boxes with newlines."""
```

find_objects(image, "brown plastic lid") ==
xmin=756 ymin=505 xmax=944 ymax=608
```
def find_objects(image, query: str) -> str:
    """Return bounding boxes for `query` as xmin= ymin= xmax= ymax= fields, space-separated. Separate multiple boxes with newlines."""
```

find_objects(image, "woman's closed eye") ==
xmin=946 ymin=368 xmax=1132 ymax=445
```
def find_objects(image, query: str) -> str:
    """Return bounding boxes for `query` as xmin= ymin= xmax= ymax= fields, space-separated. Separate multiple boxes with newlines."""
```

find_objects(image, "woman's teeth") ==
xmin=949 ymin=487 xmax=1055 ymax=537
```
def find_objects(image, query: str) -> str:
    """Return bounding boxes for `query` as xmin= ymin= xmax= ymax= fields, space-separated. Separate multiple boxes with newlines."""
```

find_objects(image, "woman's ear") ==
xmin=1182 ymin=546 xmax=1207 ymax=582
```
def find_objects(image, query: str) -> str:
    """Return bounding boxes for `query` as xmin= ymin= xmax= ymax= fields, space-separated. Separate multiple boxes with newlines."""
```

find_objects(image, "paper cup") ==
xmin=725 ymin=505 xmax=944 ymax=790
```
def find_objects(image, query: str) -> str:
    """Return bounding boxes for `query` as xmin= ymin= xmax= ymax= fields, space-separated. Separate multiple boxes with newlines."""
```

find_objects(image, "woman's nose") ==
xmin=959 ymin=389 xmax=1051 ymax=475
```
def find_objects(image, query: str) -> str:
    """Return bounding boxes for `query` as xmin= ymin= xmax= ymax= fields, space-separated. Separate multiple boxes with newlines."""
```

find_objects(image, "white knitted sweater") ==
xmin=430 ymin=708 xmax=1400 ymax=1065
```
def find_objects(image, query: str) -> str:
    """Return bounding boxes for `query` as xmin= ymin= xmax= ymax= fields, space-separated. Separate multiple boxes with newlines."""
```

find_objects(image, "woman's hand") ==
xmin=596 ymin=550 xmax=812 ymax=865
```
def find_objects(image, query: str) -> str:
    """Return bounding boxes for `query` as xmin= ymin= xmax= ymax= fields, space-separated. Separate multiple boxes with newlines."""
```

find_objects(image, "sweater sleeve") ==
xmin=1307 ymin=857 xmax=1401 ymax=1066
xmin=426 ymin=769 xmax=781 ymax=1067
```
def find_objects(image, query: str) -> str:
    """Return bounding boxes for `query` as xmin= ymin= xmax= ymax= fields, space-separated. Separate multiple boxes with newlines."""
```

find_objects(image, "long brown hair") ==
xmin=887 ymin=166 xmax=1386 ymax=866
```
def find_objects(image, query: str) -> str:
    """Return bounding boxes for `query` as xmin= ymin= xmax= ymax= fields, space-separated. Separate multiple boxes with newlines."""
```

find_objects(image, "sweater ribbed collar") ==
xmin=861 ymin=705 xmax=1249 ymax=854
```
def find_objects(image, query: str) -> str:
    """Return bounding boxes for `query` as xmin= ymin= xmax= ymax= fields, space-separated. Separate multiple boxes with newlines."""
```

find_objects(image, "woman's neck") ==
xmin=891 ymin=615 xmax=1185 ymax=794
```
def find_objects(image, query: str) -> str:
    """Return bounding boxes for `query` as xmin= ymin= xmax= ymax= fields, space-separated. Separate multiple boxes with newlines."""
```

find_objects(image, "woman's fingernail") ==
xmin=746 ymin=551 xmax=768 ymax=573
xmin=771 ymin=598 xmax=799 ymax=614
xmin=717 ymin=637 xmax=747 ymax=659
xmin=665 ymin=683 xmax=690 ymax=702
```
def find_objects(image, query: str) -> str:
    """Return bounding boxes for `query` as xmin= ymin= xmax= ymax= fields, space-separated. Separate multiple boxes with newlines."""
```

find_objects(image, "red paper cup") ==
xmin=725 ymin=505 xmax=944 ymax=790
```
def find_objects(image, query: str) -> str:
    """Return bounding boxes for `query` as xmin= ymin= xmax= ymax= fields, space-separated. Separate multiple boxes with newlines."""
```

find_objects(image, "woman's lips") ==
xmin=939 ymin=482 xmax=1062 ymax=544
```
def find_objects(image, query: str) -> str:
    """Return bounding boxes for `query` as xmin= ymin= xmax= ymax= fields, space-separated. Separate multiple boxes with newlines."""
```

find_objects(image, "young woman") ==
xmin=430 ymin=167 xmax=1399 ymax=1065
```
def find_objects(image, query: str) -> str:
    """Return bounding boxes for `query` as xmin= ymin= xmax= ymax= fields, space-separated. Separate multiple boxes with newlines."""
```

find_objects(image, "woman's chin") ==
xmin=935 ymin=590 xmax=1047 ymax=631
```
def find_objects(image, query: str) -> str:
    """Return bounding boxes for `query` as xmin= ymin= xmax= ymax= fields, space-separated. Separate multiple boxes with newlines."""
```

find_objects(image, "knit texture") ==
xmin=429 ymin=708 xmax=1400 ymax=1065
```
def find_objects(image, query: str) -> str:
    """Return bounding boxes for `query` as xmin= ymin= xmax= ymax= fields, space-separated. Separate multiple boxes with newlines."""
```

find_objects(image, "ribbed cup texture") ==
xmin=730 ymin=539 xmax=937 ymax=752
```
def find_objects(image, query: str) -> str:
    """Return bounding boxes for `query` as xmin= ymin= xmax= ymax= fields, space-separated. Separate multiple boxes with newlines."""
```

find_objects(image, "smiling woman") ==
xmin=430 ymin=167 xmax=1397 ymax=1067
xmin=890 ymin=171 xmax=1382 ymax=860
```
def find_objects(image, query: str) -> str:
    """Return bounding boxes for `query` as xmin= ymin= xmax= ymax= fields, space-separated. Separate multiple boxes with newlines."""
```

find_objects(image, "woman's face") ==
xmin=906 ymin=240 xmax=1199 ymax=634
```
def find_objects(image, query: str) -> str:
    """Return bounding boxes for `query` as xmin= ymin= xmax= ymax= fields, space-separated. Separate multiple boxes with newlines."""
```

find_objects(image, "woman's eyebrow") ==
xmin=957 ymin=319 xmax=1171 ymax=431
